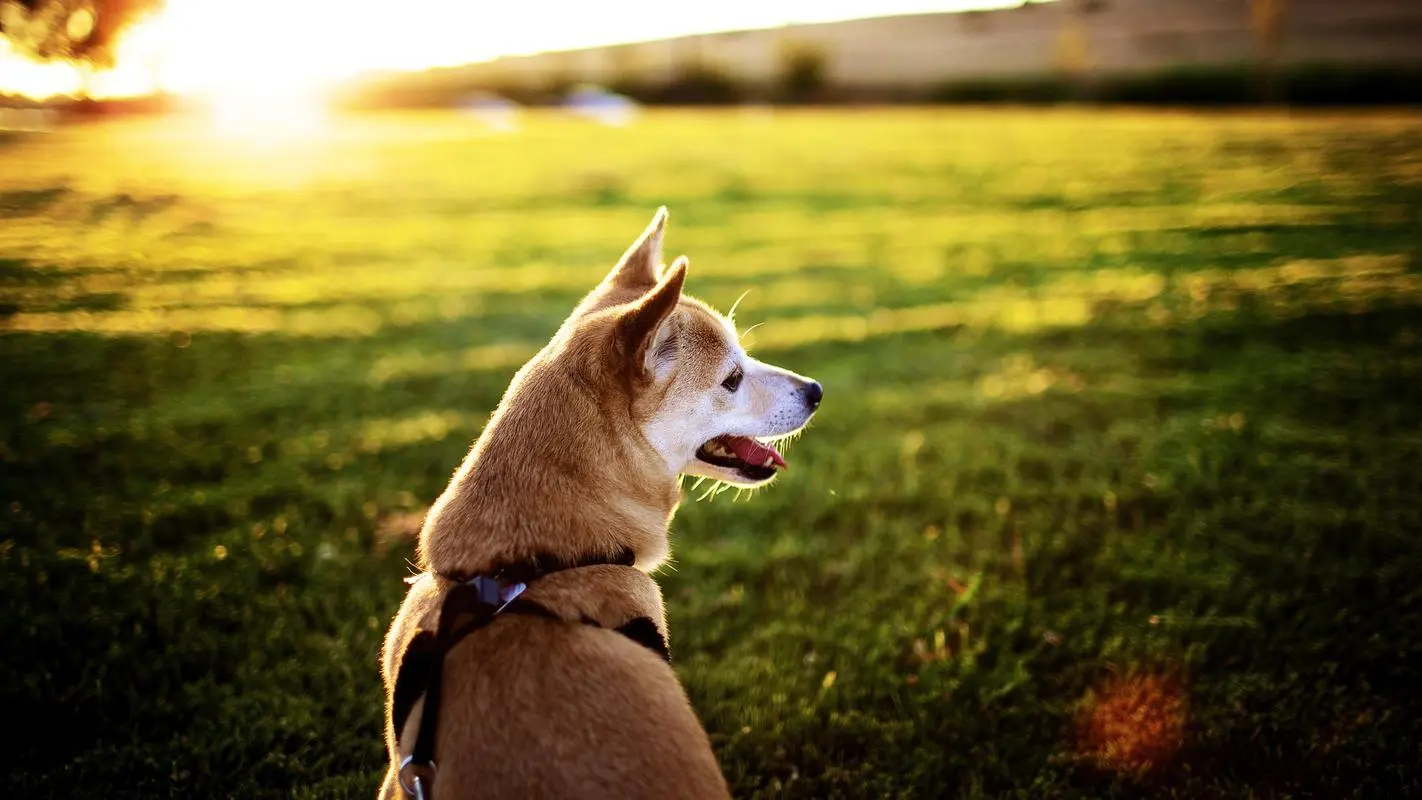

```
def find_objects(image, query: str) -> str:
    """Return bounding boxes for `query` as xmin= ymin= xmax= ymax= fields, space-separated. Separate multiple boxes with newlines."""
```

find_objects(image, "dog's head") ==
xmin=564 ymin=208 xmax=822 ymax=489
xmin=418 ymin=208 xmax=821 ymax=572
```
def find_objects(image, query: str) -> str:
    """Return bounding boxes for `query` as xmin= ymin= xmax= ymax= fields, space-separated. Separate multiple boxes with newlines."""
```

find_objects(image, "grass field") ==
xmin=3 ymin=108 xmax=1421 ymax=798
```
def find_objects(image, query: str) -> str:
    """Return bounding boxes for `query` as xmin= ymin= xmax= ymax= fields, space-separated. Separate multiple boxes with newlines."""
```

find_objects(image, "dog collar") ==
xmin=436 ymin=546 xmax=637 ymax=586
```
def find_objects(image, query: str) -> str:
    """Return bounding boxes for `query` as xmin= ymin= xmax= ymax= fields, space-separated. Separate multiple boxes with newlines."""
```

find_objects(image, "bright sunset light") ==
xmin=1 ymin=0 xmax=1041 ymax=103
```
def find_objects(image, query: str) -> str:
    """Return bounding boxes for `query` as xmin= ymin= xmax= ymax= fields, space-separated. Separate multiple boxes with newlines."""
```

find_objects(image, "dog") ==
xmin=378 ymin=208 xmax=822 ymax=799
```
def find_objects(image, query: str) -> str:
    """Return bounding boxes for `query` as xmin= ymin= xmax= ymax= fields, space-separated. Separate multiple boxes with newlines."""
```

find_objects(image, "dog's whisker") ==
xmin=727 ymin=289 xmax=753 ymax=320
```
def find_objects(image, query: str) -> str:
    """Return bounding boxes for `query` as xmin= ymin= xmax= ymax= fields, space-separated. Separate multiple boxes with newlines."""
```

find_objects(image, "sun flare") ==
xmin=3 ymin=0 xmax=414 ymax=128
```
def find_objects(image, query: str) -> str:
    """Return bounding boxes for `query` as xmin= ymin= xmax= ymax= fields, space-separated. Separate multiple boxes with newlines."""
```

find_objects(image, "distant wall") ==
xmin=449 ymin=0 xmax=1422 ymax=92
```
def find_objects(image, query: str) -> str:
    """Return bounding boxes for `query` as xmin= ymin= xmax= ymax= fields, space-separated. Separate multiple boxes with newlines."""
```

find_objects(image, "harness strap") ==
xmin=393 ymin=548 xmax=665 ymax=798
xmin=613 ymin=615 xmax=670 ymax=661
xmin=407 ymin=576 xmax=509 ymax=776
xmin=391 ymin=631 xmax=439 ymax=738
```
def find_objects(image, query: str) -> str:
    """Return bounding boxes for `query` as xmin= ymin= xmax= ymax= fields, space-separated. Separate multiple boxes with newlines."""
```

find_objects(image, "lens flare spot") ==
xmin=1077 ymin=671 xmax=1186 ymax=774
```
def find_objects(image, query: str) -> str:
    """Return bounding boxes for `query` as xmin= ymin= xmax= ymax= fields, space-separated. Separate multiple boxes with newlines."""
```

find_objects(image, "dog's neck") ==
xmin=418 ymin=360 xmax=680 ymax=577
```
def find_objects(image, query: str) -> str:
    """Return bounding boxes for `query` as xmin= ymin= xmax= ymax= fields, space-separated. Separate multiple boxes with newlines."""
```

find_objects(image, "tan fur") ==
xmin=379 ymin=208 xmax=819 ymax=799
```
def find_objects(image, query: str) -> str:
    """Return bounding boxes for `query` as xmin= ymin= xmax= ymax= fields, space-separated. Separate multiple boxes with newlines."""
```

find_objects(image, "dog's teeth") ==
xmin=762 ymin=457 xmax=774 ymax=467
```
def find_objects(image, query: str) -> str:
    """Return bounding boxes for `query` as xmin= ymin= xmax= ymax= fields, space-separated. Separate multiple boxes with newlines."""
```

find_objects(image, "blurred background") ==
xmin=2 ymin=1 xmax=1420 ymax=797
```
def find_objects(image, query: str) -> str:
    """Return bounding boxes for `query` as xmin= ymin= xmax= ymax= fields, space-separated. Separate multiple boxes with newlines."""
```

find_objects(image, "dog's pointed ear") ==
xmin=617 ymin=256 xmax=687 ymax=379
xmin=605 ymin=207 xmax=668 ymax=291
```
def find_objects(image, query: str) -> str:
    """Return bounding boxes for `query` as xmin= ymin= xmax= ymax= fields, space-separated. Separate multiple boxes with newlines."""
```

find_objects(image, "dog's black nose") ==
xmin=803 ymin=380 xmax=823 ymax=410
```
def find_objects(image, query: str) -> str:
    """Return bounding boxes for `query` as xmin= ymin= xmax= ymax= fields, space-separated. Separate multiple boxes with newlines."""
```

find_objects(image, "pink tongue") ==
xmin=726 ymin=436 xmax=786 ymax=469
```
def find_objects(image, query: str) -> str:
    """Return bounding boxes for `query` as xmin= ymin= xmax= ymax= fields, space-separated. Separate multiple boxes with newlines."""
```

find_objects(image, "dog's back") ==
xmin=379 ymin=569 xmax=726 ymax=799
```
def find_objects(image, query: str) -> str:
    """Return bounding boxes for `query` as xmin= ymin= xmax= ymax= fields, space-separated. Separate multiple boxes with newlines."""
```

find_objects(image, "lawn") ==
xmin=2 ymin=108 xmax=1421 ymax=798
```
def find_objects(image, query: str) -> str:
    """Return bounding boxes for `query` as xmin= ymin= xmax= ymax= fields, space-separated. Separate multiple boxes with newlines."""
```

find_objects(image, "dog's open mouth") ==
xmin=695 ymin=435 xmax=787 ymax=481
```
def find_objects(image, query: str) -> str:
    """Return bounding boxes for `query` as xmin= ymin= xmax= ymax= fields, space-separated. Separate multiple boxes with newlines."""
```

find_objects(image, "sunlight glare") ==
xmin=205 ymin=88 xmax=329 ymax=139
xmin=0 ymin=38 xmax=83 ymax=99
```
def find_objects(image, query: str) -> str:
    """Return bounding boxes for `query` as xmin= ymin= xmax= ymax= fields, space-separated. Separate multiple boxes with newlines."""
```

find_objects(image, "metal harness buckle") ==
xmin=399 ymin=754 xmax=436 ymax=800
xmin=469 ymin=573 xmax=527 ymax=611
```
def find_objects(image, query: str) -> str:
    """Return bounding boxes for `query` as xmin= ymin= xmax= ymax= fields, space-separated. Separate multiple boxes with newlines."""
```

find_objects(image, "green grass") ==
xmin=2 ymin=108 xmax=1421 ymax=798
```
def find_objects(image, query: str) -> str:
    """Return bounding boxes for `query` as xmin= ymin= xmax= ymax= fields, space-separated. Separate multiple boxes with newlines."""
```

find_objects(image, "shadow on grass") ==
xmin=0 ymin=185 xmax=69 ymax=219
xmin=0 ymin=257 xmax=71 ymax=288
xmin=86 ymin=192 xmax=184 ymax=225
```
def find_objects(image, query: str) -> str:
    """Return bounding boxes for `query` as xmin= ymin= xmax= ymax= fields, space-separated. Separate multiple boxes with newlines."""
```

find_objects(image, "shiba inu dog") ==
xmin=379 ymin=208 xmax=821 ymax=799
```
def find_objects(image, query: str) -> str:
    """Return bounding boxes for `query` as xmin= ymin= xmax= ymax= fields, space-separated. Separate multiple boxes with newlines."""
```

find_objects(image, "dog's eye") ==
xmin=721 ymin=366 xmax=743 ymax=392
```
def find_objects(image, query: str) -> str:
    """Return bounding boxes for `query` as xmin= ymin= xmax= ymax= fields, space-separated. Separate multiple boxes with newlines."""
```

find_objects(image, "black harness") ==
xmin=392 ymin=548 xmax=669 ymax=799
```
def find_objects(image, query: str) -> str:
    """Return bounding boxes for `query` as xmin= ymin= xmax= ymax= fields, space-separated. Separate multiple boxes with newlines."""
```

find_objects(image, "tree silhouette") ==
xmin=0 ymin=0 xmax=160 ymax=65
xmin=1250 ymin=0 xmax=1289 ymax=101
xmin=1054 ymin=5 xmax=1095 ymax=99
xmin=776 ymin=40 xmax=828 ymax=103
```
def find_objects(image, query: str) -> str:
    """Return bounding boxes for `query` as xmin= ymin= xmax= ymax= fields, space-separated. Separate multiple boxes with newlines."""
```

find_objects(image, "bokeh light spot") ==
xmin=65 ymin=7 xmax=95 ymax=41
xmin=1077 ymin=671 xmax=1186 ymax=774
